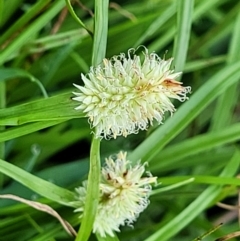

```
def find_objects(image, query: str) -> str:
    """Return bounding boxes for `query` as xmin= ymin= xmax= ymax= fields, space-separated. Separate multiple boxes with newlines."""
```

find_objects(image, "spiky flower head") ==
xmin=73 ymin=47 xmax=191 ymax=139
xmin=74 ymin=151 xmax=157 ymax=237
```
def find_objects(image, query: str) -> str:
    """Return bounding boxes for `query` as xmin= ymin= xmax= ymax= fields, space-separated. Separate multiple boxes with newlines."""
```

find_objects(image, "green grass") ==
xmin=1 ymin=0 xmax=240 ymax=241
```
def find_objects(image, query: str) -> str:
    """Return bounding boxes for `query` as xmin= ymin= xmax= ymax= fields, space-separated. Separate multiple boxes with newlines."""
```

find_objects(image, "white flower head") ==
xmin=74 ymin=151 xmax=157 ymax=237
xmin=73 ymin=47 xmax=191 ymax=139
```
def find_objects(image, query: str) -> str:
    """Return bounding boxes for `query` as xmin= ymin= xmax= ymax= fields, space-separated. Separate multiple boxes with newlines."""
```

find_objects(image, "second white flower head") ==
xmin=73 ymin=48 xmax=191 ymax=139
xmin=74 ymin=151 xmax=157 ymax=237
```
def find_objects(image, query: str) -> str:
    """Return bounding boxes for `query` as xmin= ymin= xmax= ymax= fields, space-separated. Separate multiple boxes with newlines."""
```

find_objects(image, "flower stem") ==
xmin=75 ymin=137 xmax=101 ymax=241
xmin=75 ymin=0 xmax=109 ymax=240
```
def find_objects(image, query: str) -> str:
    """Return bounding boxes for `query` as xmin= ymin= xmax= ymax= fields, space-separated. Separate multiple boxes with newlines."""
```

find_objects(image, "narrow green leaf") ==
xmin=173 ymin=0 xmax=194 ymax=72
xmin=0 ymin=159 xmax=76 ymax=206
xmin=65 ymin=0 xmax=92 ymax=35
xmin=29 ymin=29 xmax=88 ymax=53
xmin=151 ymin=178 xmax=195 ymax=195
xmin=91 ymin=0 xmax=109 ymax=66
xmin=0 ymin=120 xmax=66 ymax=142
xmin=159 ymin=175 xmax=240 ymax=187
xmin=184 ymin=55 xmax=225 ymax=73
xmin=0 ymin=92 xmax=82 ymax=125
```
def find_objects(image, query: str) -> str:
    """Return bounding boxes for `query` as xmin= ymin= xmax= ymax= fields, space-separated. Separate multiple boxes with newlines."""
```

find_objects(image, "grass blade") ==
xmin=173 ymin=0 xmax=194 ymax=72
xmin=0 ymin=159 xmax=75 ymax=206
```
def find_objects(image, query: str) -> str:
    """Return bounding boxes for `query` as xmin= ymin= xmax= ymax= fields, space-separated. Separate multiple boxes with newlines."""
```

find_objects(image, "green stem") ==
xmin=75 ymin=138 xmax=101 ymax=241
xmin=75 ymin=0 xmax=109 ymax=240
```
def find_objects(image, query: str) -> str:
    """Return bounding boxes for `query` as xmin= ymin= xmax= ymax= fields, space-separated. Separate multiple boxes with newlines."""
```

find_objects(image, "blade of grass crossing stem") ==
xmin=173 ymin=0 xmax=194 ymax=72
xmin=211 ymin=11 xmax=240 ymax=131
xmin=75 ymin=138 xmax=101 ymax=241
xmin=144 ymin=149 xmax=240 ymax=241
xmin=0 ymin=0 xmax=65 ymax=65
xmin=129 ymin=61 xmax=240 ymax=164
xmin=0 ymin=159 xmax=76 ymax=206
xmin=75 ymin=1 xmax=109 ymax=240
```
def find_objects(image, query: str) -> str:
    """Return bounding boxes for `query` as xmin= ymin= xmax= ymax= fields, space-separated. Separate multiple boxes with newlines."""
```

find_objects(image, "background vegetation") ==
xmin=0 ymin=0 xmax=240 ymax=240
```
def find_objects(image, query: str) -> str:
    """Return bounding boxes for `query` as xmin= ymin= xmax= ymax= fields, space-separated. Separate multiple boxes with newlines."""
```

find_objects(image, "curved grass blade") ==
xmin=0 ymin=68 xmax=48 ymax=97
xmin=65 ymin=0 xmax=93 ymax=35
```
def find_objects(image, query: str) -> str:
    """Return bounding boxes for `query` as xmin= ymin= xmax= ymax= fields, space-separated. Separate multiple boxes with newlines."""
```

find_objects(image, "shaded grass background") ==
xmin=1 ymin=0 xmax=240 ymax=240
